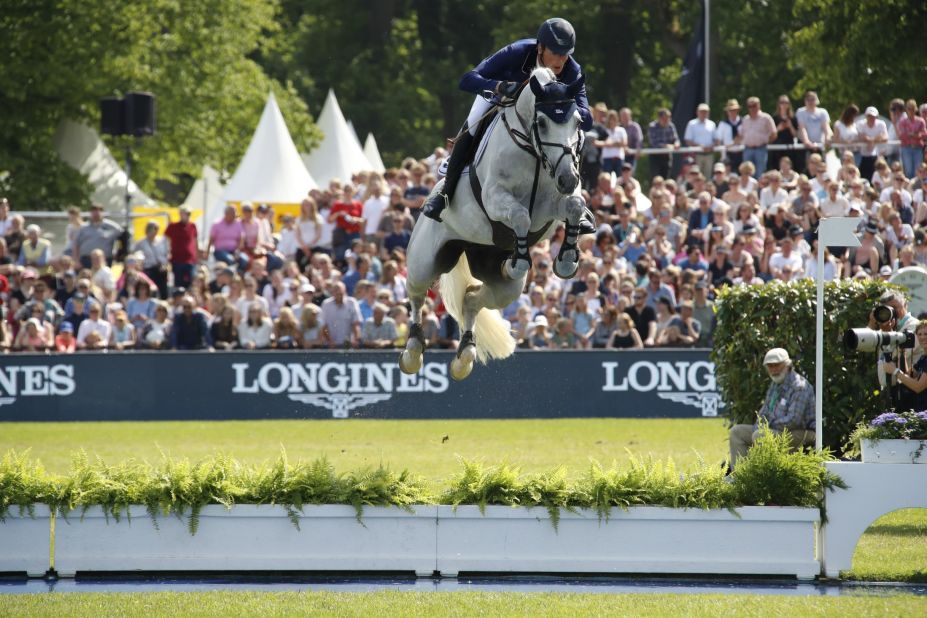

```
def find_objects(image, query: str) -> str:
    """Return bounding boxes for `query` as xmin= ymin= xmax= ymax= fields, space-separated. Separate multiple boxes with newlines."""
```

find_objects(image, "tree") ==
xmin=789 ymin=0 xmax=927 ymax=108
xmin=0 ymin=0 xmax=320 ymax=209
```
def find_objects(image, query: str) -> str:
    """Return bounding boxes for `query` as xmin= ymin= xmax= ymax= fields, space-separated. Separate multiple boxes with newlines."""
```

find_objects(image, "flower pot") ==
xmin=53 ymin=504 xmax=437 ymax=577
xmin=0 ymin=505 xmax=51 ymax=577
xmin=860 ymin=438 xmax=927 ymax=464
xmin=435 ymin=505 xmax=820 ymax=580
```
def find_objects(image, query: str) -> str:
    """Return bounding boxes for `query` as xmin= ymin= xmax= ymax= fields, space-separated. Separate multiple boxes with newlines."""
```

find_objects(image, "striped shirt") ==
xmin=647 ymin=121 xmax=679 ymax=148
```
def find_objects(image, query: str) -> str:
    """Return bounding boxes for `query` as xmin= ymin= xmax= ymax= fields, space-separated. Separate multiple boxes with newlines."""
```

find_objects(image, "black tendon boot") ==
xmin=577 ymin=206 xmax=597 ymax=235
xmin=422 ymin=131 xmax=477 ymax=222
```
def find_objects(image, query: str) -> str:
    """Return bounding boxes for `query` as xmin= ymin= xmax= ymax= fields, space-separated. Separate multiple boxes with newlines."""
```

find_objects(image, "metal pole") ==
xmin=125 ymin=144 xmax=132 ymax=247
xmin=815 ymin=241 xmax=824 ymax=451
xmin=704 ymin=0 xmax=710 ymax=106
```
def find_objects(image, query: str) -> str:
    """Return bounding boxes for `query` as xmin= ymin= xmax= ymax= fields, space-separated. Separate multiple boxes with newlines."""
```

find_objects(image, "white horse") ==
xmin=399 ymin=67 xmax=587 ymax=381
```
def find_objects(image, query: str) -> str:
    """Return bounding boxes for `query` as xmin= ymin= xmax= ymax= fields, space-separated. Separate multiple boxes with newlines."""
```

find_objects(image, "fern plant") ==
xmin=0 ymin=450 xmax=57 ymax=520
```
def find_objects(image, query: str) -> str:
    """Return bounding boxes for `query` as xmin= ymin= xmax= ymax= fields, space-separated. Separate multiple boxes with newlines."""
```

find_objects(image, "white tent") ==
xmin=346 ymin=120 xmax=364 ymax=153
xmin=301 ymin=90 xmax=373 ymax=187
xmin=181 ymin=165 xmax=224 ymax=244
xmin=222 ymin=92 xmax=317 ymax=206
xmin=363 ymin=133 xmax=386 ymax=173
xmin=54 ymin=120 xmax=156 ymax=214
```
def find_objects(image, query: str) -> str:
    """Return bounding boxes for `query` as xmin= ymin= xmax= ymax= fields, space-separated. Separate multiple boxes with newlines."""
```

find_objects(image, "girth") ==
xmin=468 ymin=162 xmax=553 ymax=252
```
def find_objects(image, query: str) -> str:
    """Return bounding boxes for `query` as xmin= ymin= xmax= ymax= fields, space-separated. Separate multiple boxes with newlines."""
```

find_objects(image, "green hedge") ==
xmin=712 ymin=278 xmax=896 ymax=454
xmin=1 ymin=435 xmax=844 ymax=534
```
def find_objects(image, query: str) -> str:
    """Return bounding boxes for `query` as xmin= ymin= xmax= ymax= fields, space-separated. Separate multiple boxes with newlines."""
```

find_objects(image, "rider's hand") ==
xmin=496 ymin=81 xmax=520 ymax=99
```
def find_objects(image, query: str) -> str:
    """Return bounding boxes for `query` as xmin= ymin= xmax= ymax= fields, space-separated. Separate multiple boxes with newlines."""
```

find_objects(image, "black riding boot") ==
xmin=422 ymin=131 xmax=477 ymax=222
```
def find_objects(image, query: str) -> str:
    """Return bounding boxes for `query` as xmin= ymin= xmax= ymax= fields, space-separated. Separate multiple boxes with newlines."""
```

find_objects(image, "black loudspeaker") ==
xmin=100 ymin=97 xmax=126 ymax=136
xmin=124 ymin=92 xmax=156 ymax=136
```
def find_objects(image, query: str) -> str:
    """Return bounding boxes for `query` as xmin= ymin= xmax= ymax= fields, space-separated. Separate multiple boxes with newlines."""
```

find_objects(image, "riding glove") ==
xmin=496 ymin=81 xmax=521 ymax=99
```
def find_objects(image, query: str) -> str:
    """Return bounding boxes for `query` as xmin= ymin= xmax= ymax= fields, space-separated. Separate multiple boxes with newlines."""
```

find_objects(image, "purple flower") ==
xmin=871 ymin=412 xmax=907 ymax=427
xmin=916 ymin=411 xmax=927 ymax=422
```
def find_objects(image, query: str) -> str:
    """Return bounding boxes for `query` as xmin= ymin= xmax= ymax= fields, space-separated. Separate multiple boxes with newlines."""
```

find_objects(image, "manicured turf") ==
xmin=1 ymin=590 xmax=925 ymax=617
xmin=2 ymin=418 xmax=924 ymax=582
xmin=0 ymin=418 xmax=731 ymax=480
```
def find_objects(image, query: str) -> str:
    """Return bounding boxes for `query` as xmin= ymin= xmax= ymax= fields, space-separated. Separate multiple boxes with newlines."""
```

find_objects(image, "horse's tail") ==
xmin=439 ymin=253 xmax=516 ymax=364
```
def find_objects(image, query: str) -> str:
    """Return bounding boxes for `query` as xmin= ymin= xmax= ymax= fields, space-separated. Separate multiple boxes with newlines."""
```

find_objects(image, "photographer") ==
xmin=729 ymin=348 xmax=815 ymax=467
xmin=870 ymin=291 xmax=920 ymax=364
xmin=882 ymin=321 xmax=927 ymax=409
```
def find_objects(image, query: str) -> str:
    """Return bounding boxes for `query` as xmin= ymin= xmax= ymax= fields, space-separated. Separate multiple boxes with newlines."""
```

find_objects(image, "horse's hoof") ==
xmin=450 ymin=346 xmax=476 ymax=381
xmin=553 ymin=254 xmax=579 ymax=279
xmin=399 ymin=346 xmax=423 ymax=375
xmin=504 ymin=258 xmax=530 ymax=280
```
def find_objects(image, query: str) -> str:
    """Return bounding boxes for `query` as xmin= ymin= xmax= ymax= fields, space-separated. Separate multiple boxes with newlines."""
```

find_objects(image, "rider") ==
xmin=422 ymin=17 xmax=597 ymax=234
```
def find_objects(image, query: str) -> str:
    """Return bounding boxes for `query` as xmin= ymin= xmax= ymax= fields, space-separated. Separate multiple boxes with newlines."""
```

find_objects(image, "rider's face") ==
xmin=538 ymin=46 xmax=568 ymax=75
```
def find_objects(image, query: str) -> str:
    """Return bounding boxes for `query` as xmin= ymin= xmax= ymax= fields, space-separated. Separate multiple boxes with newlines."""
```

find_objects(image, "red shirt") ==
xmin=164 ymin=221 xmax=198 ymax=264
xmin=331 ymin=201 xmax=363 ymax=234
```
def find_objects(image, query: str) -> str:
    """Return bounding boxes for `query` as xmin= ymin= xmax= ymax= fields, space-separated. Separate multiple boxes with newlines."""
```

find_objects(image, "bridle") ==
xmin=500 ymin=88 xmax=583 ymax=182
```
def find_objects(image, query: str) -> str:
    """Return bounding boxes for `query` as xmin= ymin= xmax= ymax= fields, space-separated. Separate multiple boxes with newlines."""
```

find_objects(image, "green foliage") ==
xmin=790 ymin=1 xmax=927 ymax=109
xmin=0 ymin=450 xmax=57 ymax=521
xmin=2 ymin=447 xmax=846 ymax=533
xmin=0 ymin=0 xmax=320 ymax=208
xmin=731 ymin=423 xmax=847 ymax=522
xmin=712 ymin=278 xmax=894 ymax=454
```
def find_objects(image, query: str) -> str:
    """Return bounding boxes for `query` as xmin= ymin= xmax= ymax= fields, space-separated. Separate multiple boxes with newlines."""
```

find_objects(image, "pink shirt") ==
xmin=740 ymin=112 xmax=777 ymax=147
xmin=241 ymin=219 xmax=260 ymax=250
xmin=210 ymin=219 xmax=244 ymax=252
xmin=898 ymin=115 xmax=927 ymax=148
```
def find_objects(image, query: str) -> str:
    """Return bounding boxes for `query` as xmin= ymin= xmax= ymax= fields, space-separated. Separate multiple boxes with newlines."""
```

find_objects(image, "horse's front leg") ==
xmin=491 ymin=192 xmax=531 ymax=280
xmin=553 ymin=193 xmax=585 ymax=279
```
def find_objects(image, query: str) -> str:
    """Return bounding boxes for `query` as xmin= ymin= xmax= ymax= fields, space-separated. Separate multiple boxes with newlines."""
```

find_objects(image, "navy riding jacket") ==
xmin=459 ymin=38 xmax=593 ymax=131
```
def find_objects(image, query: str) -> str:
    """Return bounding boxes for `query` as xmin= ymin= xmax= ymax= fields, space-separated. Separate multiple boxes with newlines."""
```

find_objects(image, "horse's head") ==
xmin=516 ymin=67 xmax=585 ymax=195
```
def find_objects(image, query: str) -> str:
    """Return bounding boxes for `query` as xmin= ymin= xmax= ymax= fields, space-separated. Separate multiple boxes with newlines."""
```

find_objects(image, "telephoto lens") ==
xmin=873 ymin=304 xmax=895 ymax=324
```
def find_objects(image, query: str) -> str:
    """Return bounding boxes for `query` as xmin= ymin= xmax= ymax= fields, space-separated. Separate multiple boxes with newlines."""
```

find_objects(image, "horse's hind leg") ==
xmin=449 ymin=283 xmax=481 ymax=381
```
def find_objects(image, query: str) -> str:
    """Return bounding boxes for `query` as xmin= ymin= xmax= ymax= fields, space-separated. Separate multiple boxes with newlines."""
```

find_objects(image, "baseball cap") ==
xmin=697 ymin=103 xmax=710 ymax=112
xmin=172 ymin=287 xmax=187 ymax=298
xmin=678 ymin=300 xmax=694 ymax=310
xmin=742 ymin=224 xmax=757 ymax=234
xmin=865 ymin=222 xmax=879 ymax=234
xmin=90 ymin=203 xmax=104 ymax=210
xmin=865 ymin=106 xmax=879 ymax=117
xmin=299 ymin=283 xmax=315 ymax=294
xmin=241 ymin=202 xmax=254 ymax=211
xmin=531 ymin=315 xmax=549 ymax=328
xmin=22 ymin=268 xmax=37 ymax=279
xmin=713 ymin=162 xmax=726 ymax=173
xmin=682 ymin=156 xmax=696 ymax=165
xmin=59 ymin=322 xmax=74 ymax=333
xmin=764 ymin=348 xmax=790 ymax=365
xmin=879 ymin=265 xmax=893 ymax=276
xmin=257 ymin=203 xmax=269 ymax=212
xmin=621 ymin=161 xmax=633 ymax=171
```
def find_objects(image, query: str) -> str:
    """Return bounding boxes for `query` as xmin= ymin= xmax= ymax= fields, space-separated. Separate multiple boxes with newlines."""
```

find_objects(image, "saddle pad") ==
xmin=442 ymin=112 xmax=502 ymax=179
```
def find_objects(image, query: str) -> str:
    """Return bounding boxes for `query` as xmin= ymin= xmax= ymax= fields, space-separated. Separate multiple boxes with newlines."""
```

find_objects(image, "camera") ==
xmin=843 ymin=328 xmax=915 ymax=353
xmin=872 ymin=304 xmax=895 ymax=324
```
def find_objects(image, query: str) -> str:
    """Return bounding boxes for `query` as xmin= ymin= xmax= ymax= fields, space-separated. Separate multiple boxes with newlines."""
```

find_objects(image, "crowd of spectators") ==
xmin=1 ymin=92 xmax=925 ymax=354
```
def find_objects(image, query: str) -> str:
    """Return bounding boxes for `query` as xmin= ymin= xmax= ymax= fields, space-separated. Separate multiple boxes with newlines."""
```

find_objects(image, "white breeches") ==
xmin=465 ymin=95 xmax=494 ymax=136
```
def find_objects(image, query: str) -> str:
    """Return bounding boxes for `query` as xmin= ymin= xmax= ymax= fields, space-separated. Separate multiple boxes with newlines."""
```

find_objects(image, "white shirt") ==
xmin=856 ymin=118 xmax=888 ymax=157
xmin=277 ymin=227 xmax=299 ymax=258
xmin=685 ymin=118 xmax=717 ymax=147
xmin=92 ymin=266 xmax=115 ymax=292
xmin=296 ymin=218 xmax=321 ymax=248
xmin=879 ymin=187 xmax=912 ymax=209
xmin=804 ymin=256 xmax=837 ymax=281
xmin=77 ymin=318 xmax=112 ymax=345
xmin=820 ymin=194 xmax=849 ymax=217
xmin=833 ymin=120 xmax=858 ymax=148
xmin=769 ymin=251 xmax=804 ymax=279
xmin=601 ymin=126 xmax=628 ymax=160
xmin=362 ymin=196 xmax=389 ymax=236
xmin=759 ymin=187 xmax=789 ymax=211
xmin=236 ymin=295 xmax=270 ymax=322
xmin=796 ymin=107 xmax=831 ymax=143
xmin=714 ymin=117 xmax=741 ymax=146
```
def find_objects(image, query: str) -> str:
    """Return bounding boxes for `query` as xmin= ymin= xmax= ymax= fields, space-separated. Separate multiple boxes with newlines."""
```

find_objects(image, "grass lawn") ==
xmin=0 ymin=418 xmax=731 ymax=480
xmin=1 ymin=590 xmax=925 ymax=617
xmin=1 ymin=418 xmax=924 ymax=582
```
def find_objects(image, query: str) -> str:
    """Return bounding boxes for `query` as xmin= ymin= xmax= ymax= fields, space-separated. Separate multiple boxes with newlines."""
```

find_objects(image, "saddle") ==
xmin=463 ymin=109 xmax=553 ymax=252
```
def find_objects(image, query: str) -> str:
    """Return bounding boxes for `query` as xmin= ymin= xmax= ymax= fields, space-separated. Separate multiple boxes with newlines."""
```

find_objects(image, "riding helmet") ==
xmin=537 ymin=18 xmax=575 ymax=56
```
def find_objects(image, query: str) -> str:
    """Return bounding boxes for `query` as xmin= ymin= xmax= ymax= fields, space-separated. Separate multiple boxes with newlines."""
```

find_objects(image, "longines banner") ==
xmin=0 ymin=350 xmax=720 ymax=422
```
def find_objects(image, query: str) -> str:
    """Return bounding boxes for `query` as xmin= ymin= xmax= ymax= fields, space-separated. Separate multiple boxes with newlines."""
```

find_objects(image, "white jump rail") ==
xmin=0 ymin=505 xmax=52 ymax=577
xmin=436 ymin=505 xmax=820 ymax=579
xmin=822 ymin=462 xmax=927 ymax=579
xmin=53 ymin=505 xmax=438 ymax=577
